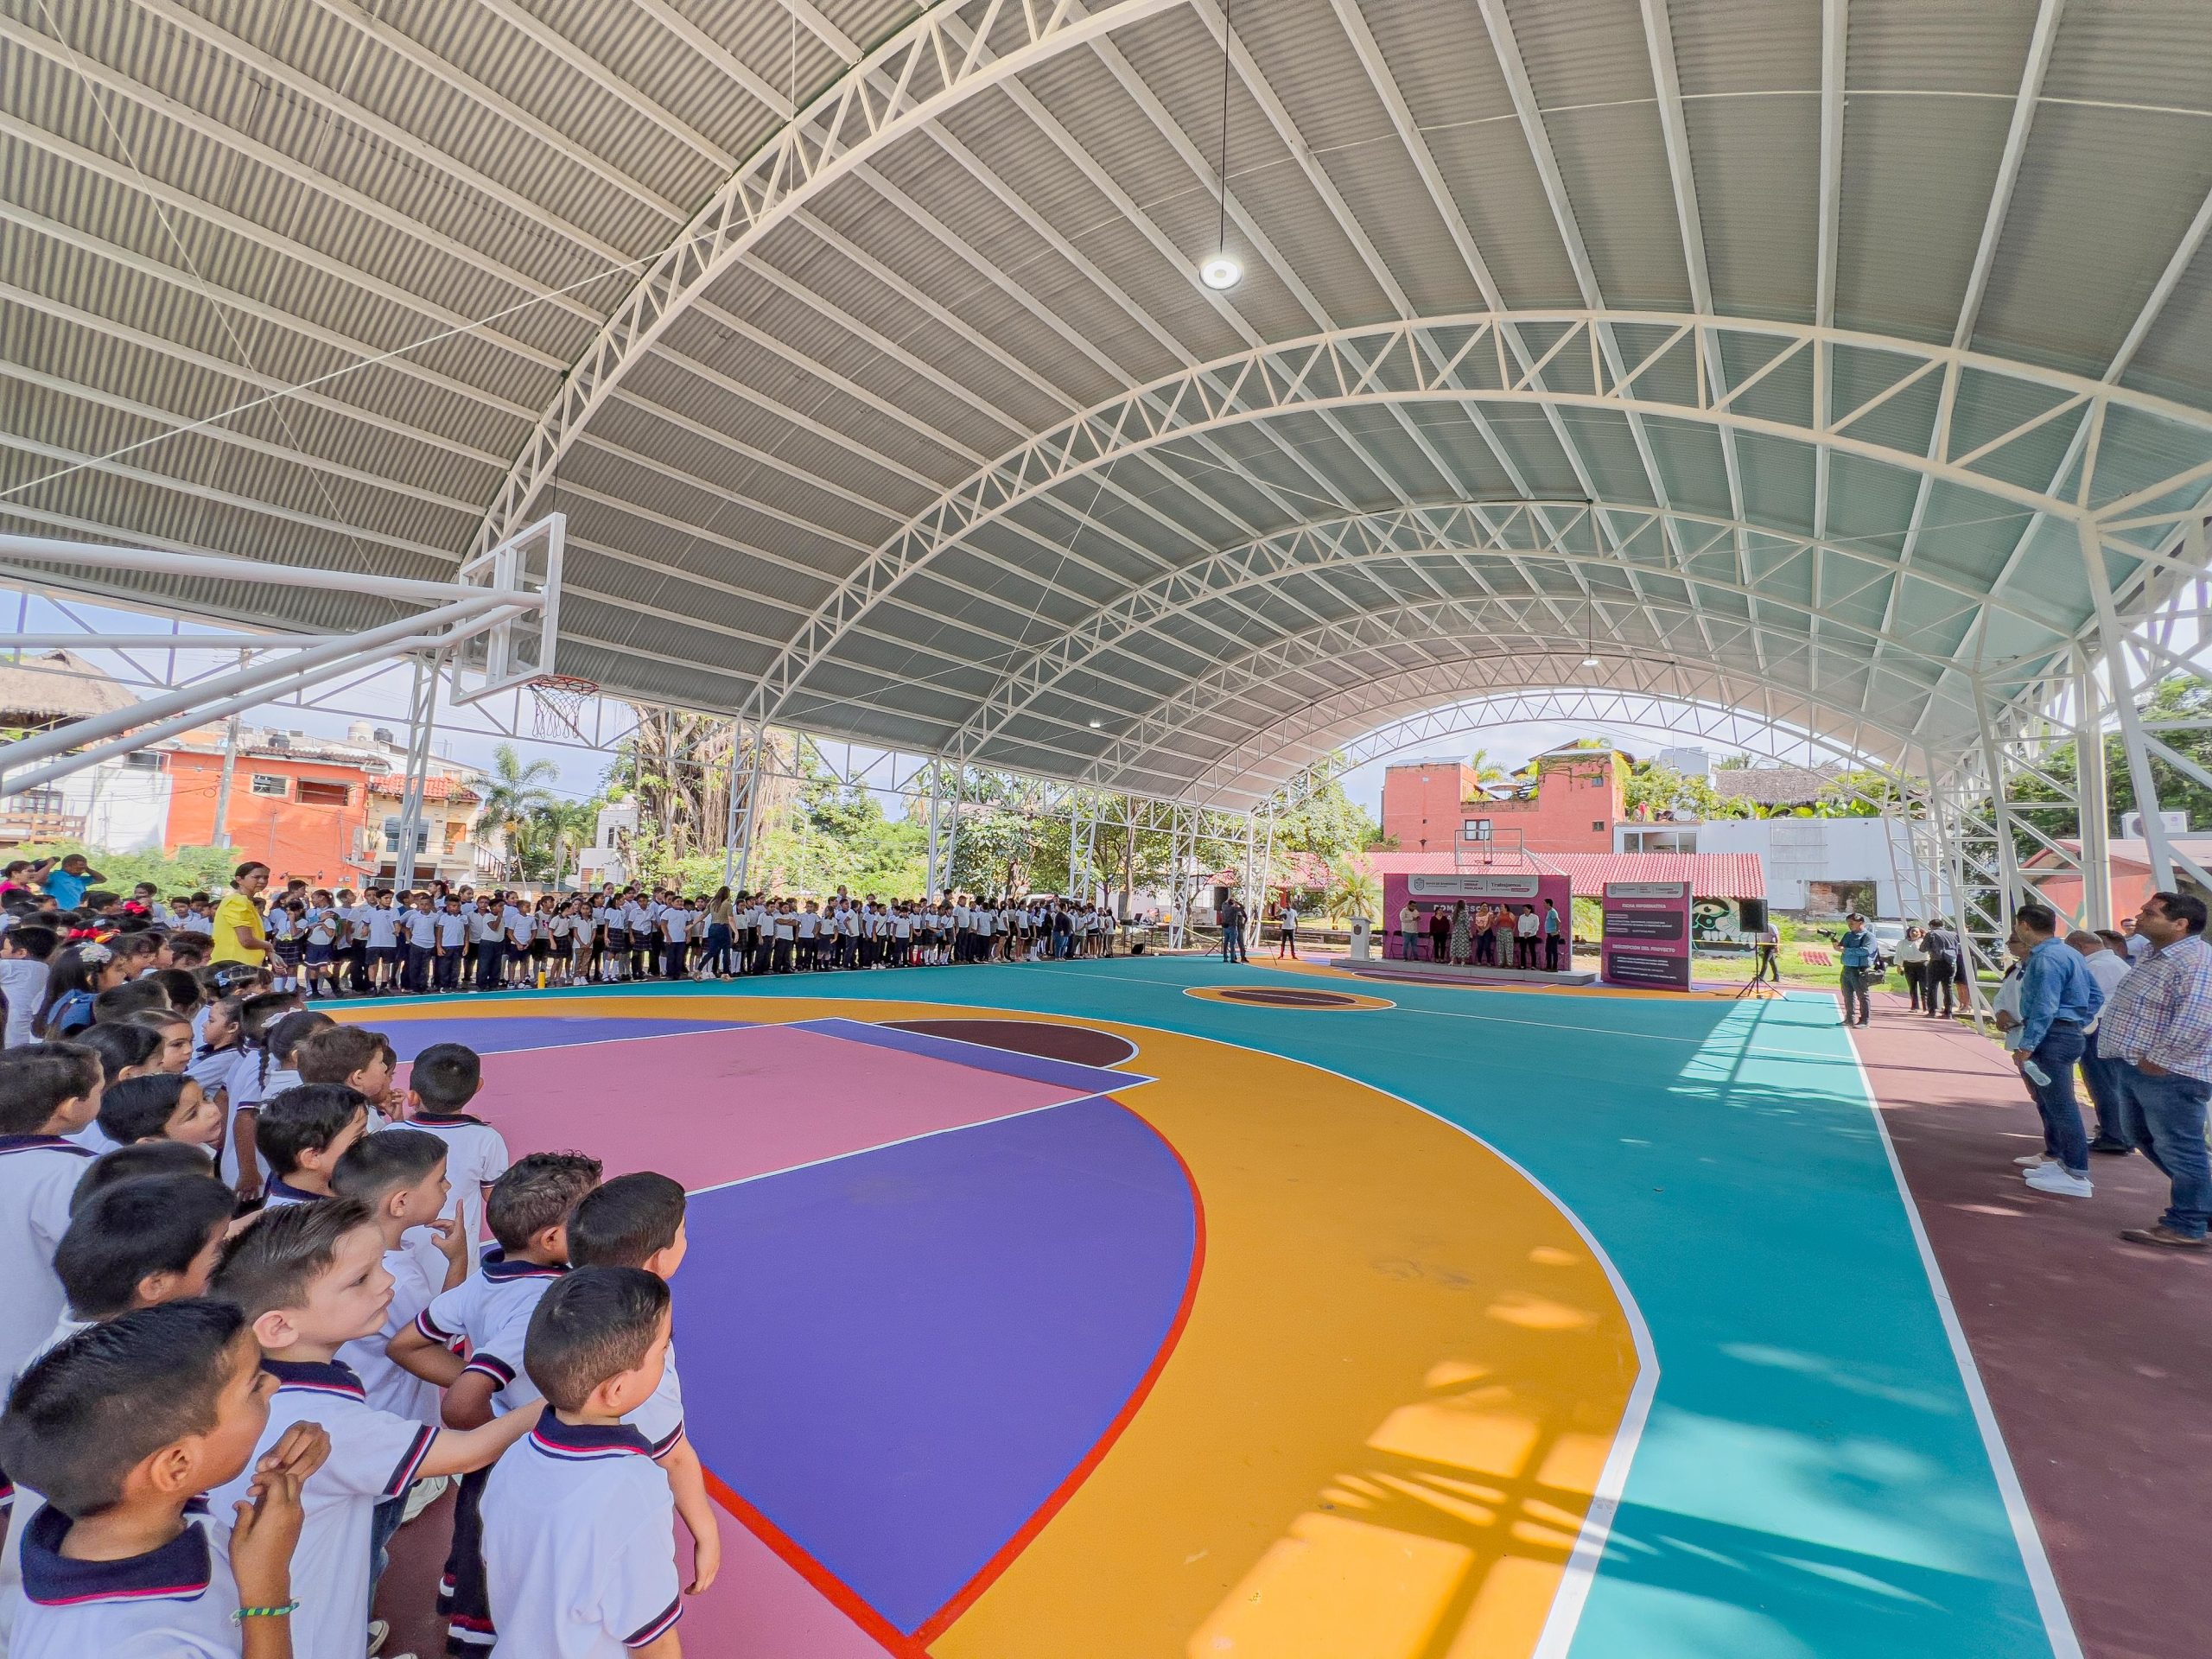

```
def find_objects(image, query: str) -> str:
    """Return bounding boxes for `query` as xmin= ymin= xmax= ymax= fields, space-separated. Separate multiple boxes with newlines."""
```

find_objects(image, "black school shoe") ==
xmin=2088 ymin=1137 xmax=2137 ymax=1155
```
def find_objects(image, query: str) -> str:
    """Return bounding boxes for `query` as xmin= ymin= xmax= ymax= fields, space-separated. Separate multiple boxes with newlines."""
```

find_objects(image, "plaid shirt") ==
xmin=2096 ymin=932 xmax=2212 ymax=1083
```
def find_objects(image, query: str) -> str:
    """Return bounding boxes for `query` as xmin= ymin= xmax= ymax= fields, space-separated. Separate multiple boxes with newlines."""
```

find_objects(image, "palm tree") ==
xmin=532 ymin=799 xmax=600 ymax=887
xmin=1466 ymin=747 xmax=1508 ymax=785
xmin=475 ymin=744 xmax=559 ymax=880
xmin=1327 ymin=855 xmax=1381 ymax=924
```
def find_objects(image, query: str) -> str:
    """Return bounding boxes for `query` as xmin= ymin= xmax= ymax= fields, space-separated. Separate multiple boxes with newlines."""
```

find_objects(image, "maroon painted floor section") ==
xmin=1851 ymin=988 xmax=2212 ymax=1659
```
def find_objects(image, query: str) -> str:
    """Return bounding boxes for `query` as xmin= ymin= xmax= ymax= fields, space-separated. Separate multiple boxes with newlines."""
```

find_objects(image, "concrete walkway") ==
xmin=1851 ymin=989 xmax=2212 ymax=1659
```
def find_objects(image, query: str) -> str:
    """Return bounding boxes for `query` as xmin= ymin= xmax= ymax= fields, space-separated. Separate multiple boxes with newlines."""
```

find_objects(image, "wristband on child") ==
xmin=232 ymin=1601 xmax=299 ymax=1622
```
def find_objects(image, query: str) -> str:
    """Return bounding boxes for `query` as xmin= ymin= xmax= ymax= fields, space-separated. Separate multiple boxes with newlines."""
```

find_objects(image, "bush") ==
xmin=10 ymin=841 xmax=240 ymax=898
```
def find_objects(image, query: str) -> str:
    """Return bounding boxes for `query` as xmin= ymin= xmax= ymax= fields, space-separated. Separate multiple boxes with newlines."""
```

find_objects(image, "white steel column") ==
xmin=2073 ymin=649 xmax=2113 ymax=927
xmin=1971 ymin=681 xmax=2026 ymax=931
xmin=391 ymin=655 xmax=440 ymax=892
xmin=2080 ymin=518 xmax=2178 ymax=891
xmin=730 ymin=721 xmax=770 ymax=894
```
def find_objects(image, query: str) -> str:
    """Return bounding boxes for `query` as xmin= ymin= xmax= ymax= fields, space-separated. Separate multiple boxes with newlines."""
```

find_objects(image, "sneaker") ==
xmin=2119 ymin=1224 xmax=2208 ymax=1249
xmin=2088 ymin=1137 xmax=2136 ymax=1156
xmin=2024 ymin=1164 xmax=2093 ymax=1198
xmin=369 ymin=1621 xmax=389 ymax=1656
xmin=2013 ymin=1153 xmax=2053 ymax=1167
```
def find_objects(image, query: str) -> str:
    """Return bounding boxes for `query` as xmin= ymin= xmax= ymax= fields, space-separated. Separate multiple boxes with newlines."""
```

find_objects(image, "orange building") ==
xmin=1382 ymin=749 xmax=1628 ymax=856
xmin=162 ymin=738 xmax=378 ymax=887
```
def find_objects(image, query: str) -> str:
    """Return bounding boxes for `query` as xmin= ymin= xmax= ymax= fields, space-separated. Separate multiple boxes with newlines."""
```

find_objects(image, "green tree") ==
xmin=1274 ymin=755 xmax=1385 ymax=867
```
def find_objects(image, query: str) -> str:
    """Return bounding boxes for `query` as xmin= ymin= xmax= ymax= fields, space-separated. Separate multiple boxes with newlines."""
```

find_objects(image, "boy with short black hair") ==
xmin=332 ymin=1128 xmax=468 ymax=1424
xmin=95 ymin=1071 xmax=224 ymax=1152
xmin=0 ymin=1300 xmax=327 ymax=1659
xmin=480 ymin=1267 xmax=683 ymax=1658
xmin=0 ymin=1041 xmax=101 ymax=1382
xmin=211 ymin=1199 xmax=543 ymax=1659
xmin=90 ymin=978 xmax=169 ymax=1025
xmin=254 ymin=1084 xmax=371 ymax=1206
xmin=54 ymin=1171 xmax=236 ymax=1326
xmin=73 ymin=1137 xmax=221 ymax=1206
xmin=385 ymin=1150 xmax=601 ymax=1653
xmin=399 ymin=1043 xmax=509 ymax=1250
xmin=331 ymin=1126 xmax=471 ymax=1604
xmin=567 ymin=1172 xmax=720 ymax=1594
xmin=0 ymin=1167 xmax=240 ymax=1645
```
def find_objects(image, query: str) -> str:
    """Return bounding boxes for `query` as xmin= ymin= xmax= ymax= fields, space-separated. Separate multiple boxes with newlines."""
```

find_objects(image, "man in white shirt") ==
xmin=2072 ymin=929 xmax=2138 ymax=1156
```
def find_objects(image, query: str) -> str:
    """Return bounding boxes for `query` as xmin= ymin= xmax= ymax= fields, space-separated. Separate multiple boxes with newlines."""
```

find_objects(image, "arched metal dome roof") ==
xmin=5 ymin=0 xmax=2212 ymax=805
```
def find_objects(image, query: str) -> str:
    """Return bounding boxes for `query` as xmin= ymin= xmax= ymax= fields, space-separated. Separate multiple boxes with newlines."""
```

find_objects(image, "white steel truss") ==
xmin=1262 ymin=690 xmax=1895 ymax=819
xmin=935 ymin=499 xmax=2060 ymax=772
xmin=734 ymin=311 xmax=2212 ymax=752
xmin=472 ymin=0 xmax=1190 ymax=561
xmin=1079 ymin=630 xmax=1923 ymax=813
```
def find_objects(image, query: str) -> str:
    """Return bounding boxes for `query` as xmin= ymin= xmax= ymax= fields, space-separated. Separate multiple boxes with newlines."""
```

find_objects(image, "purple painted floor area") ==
xmin=380 ymin=1014 xmax=741 ymax=1061
xmin=791 ymin=1016 xmax=1149 ymax=1096
xmin=678 ymin=1095 xmax=1198 ymax=1636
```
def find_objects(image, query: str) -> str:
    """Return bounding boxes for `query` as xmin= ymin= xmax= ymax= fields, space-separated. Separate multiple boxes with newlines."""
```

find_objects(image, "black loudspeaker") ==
xmin=1738 ymin=898 xmax=1769 ymax=932
xmin=1211 ymin=885 xmax=1230 ymax=913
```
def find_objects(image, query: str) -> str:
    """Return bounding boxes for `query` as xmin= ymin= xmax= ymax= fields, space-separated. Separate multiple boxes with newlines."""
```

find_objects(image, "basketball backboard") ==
xmin=449 ymin=513 xmax=564 ymax=704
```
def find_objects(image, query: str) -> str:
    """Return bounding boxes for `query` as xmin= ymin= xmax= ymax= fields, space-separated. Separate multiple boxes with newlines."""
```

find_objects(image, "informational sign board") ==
xmin=1382 ymin=873 xmax=1574 ymax=968
xmin=1602 ymin=880 xmax=1693 ymax=990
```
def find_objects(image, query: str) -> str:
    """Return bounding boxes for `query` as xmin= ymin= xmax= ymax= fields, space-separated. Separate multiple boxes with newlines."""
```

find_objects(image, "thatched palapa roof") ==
xmin=0 ymin=652 xmax=138 ymax=734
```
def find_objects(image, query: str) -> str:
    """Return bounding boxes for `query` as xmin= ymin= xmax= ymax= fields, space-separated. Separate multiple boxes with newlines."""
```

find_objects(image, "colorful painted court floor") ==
xmin=348 ymin=956 xmax=2070 ymax=1659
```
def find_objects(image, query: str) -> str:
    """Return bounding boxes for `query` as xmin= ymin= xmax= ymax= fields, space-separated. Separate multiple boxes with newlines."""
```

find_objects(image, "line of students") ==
xmin=0 ymin=1007 xmax=709 ymax=1656
xmin=220 ymin=880 xmax=1126 ymax=997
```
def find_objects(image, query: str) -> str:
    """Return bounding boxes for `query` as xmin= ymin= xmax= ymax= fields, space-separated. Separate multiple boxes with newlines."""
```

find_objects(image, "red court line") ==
xmin=702 ymin=1468 xmax=927 ymax=1659
xmin=910 ymin=1122 xmax=1209 ymax=1649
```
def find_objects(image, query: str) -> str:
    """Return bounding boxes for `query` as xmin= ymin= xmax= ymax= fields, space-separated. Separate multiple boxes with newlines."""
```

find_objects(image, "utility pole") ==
xmin=209 ymin=647 xmax=250 ymax=849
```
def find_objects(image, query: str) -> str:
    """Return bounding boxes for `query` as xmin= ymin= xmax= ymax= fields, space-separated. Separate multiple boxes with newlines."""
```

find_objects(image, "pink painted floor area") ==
xmin=679 ymin=1499 xmax=887 ymax=1659
xmin=468 ymin=1023 xmax=1098 ymax=1191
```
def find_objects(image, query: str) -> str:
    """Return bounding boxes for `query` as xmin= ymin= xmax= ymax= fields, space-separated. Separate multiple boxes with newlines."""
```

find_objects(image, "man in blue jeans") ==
xmin=2096 ymin=890 xmax=2212 ymax=1249
xmin=2010 ymin=903 xmax=2104 ymax=1198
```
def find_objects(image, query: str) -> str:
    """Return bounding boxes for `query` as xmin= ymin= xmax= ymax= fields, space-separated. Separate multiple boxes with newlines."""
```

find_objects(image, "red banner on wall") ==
xmin=1601 ymin=880 xmax=1692 ymax=990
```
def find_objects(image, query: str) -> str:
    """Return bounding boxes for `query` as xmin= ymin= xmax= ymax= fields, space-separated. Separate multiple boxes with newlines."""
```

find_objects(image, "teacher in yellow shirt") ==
xmin=209 ymin=859 xmax=272 ymax=967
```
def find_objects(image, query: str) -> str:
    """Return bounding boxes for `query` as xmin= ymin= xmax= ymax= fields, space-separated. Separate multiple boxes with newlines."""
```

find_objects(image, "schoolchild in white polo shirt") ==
xmin=622 ymin=895 xmax=656 ymax=982
xmin=210 ymin=1200 xmax=542 ymax=1659
xmin=332 ymin=1128 xmax=471 ymax=1427
xmin=0 ymin=1300 xmax=327 ymax=1659
xmin=565 ymin=1174 xmax=721 ymax=1593
xmin=402 ymin=896 xmax=437 ymax=996
xmin=480 ymin=1268 xmax=684 ymax=1658
xmin=387 ymin=1151 xmax=602 ymax=1651
xmin=659 ymin=899 xmax=691 ymax=982
xmin=362 ymin=892 xmax=401 ymax=995
xmin=435 ymin=897 xmax=469 ymax=994
xmin=251 ymin=1084 xmax=371 ymax=1211
xmin=396 ymin=1044 xmax=512 ymax=1252
xmin=0 ymin=1168 xmax=239 ymax=1650
xmin=0 ymin=1044 xmax=102 ymax=1386
xmin=222 ymin=992 xmax=306 ymax=1207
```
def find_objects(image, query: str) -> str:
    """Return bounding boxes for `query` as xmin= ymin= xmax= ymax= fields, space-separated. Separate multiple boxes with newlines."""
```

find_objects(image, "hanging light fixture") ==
xmin=1580 ymin=594 xmax=1599 ymax=666
xmin=1198 ymin=0 xmax=1242 ymax=290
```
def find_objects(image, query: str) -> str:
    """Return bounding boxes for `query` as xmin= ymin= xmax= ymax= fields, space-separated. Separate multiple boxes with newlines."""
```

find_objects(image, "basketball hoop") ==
xmin=524 ymin=673 xmax=597 ymax=741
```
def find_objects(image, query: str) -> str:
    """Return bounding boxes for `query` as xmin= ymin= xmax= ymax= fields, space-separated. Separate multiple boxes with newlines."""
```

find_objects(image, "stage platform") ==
xmin=1326 ymin=953 xmax=1599 ymax=988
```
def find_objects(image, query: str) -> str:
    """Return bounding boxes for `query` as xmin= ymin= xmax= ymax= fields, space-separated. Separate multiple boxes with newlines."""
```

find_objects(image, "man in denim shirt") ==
xmin=1836 ymin=913 xmax=1875 ymax=1026
xmin=2012 ymin=902 xmax=2105 ymax=1198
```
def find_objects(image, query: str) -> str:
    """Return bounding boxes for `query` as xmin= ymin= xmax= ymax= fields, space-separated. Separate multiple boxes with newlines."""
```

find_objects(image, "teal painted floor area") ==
xmin=364 ymin=959 xmax=2061 ymax=1657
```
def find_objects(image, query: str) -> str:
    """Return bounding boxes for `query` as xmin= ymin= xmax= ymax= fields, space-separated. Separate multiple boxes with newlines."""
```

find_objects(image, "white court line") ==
xmin=1840 ymin=1029 xmax=2084 ymax=1659
xmin=683 ymin=1093 xmax=1116 ymax=1200
xmin=1011 ymin=960 xmax=1858 ymax=1062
